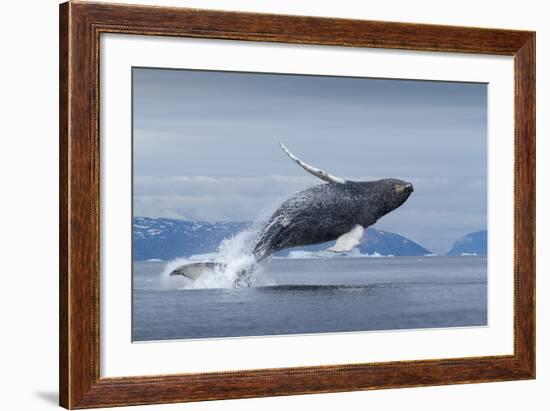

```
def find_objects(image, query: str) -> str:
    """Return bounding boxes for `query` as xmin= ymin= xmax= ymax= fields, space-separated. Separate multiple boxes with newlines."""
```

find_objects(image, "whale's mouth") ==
xmin=395 ymin=182 xmax=414 ymax=195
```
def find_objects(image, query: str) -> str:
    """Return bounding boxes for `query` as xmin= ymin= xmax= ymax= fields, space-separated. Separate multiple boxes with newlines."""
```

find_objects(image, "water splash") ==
xmin=160 ymin=199 xmax=286 ymax=290
xmin=161 ymin=227 xmax=274 ymax=290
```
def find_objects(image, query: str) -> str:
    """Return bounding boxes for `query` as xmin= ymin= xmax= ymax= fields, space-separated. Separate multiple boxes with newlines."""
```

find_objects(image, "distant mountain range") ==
xmin=132 ymin=217 xmax=433 ymax=261
xmin=446 ymin=230 xmax=487 ymax=256
xmin=274 ymin=229 xmax=431 ymax=258
xmin=133 ymin=217 xmax=248 ymax=261
xmin=133 ymin=217 xmax=487 ymax=261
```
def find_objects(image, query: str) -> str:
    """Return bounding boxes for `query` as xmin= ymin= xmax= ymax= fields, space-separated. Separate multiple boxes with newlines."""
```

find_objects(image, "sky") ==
xmin=133 ymin=67 xmax=487 ymax=254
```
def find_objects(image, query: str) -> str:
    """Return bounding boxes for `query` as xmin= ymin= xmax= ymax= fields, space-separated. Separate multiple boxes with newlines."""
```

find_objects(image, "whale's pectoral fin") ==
xmin=327 ymin=225 xmax=365 ymax=253
xmin=279 ymin=143 xmax=346 ymax=184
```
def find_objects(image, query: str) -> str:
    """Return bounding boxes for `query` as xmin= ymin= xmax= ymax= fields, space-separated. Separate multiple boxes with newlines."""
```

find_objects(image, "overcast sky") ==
xmin=133 ymin=67 xmax=487 ymax=254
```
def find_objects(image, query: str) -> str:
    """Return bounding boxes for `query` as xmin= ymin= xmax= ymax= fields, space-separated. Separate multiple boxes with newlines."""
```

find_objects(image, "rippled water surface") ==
xmin=132 ymin=256 xmax=487 ymax=341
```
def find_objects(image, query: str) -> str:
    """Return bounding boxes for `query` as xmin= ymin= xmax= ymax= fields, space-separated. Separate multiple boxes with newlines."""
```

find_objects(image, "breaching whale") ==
xmin=170 ymin=143 xmax=414 ymax=282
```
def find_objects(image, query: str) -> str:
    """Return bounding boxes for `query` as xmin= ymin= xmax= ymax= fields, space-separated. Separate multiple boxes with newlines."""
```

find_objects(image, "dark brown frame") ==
xmin=59 ymin=1 xmax=535 ymax=409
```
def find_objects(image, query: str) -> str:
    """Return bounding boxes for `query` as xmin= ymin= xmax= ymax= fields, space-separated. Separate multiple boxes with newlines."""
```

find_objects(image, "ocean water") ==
xmin=132 ymin=256 xmax=487 ymax=341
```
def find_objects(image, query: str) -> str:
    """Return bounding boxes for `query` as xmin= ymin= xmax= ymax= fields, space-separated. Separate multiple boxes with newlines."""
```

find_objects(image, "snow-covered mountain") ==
xmin=133 ymin=217 xmax=432 ymax=261
xmin=133 ymin=217 xmax=249 ymax=261
xmin=274 ymin=228 xmax=431 ymax=258
xmin=446 ymin=230 xmax=487 ymax=256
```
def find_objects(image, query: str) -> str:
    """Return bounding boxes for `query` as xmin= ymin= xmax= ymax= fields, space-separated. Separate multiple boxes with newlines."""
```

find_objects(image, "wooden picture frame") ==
xmin=59 ymin=1 xmax=535 ymax=408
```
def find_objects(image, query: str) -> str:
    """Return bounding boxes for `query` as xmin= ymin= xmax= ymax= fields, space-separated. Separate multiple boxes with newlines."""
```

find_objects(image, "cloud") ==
xmin=134 ymin=175 xmax=315 ymax=198
xmin=132 ymin=68 xmax=487 ymax=254
xmin=133 ymin=175 xmax=314 ymax=222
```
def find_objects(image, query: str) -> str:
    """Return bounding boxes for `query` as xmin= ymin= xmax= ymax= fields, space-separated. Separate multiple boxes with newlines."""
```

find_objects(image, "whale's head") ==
xmin=355 ymin=178 xmax=414 ymax=221
xmin=377 ymin=178 xmax=414 ymax=213
xmin=277 ymin=143 xmax=413 ymax=221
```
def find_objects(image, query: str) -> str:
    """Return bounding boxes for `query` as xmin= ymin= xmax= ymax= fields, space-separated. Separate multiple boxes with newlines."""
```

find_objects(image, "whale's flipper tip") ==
xmin=278 ymin=142 xmax=346 ymax=184
xmin=170 ymin=261 xmax=224 ymax=281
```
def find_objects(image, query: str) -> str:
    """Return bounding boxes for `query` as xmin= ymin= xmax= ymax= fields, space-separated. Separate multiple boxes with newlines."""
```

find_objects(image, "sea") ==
xmin=132 ymin=256 xmax=487 ymax=341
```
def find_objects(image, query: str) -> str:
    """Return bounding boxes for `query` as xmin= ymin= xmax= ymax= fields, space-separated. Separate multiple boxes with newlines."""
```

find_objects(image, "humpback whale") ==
xmin=170 ymin=143 xmax=413 ymax=282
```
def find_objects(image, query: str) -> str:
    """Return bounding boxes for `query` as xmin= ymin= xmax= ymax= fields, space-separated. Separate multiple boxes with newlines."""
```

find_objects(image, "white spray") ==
xmin=160 ymin=205 xmax=282 ymax=290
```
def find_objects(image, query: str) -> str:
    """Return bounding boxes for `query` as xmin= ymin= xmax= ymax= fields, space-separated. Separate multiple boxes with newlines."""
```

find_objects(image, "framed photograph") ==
xmin=59 ymin=1 xmax=535 ymax=408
